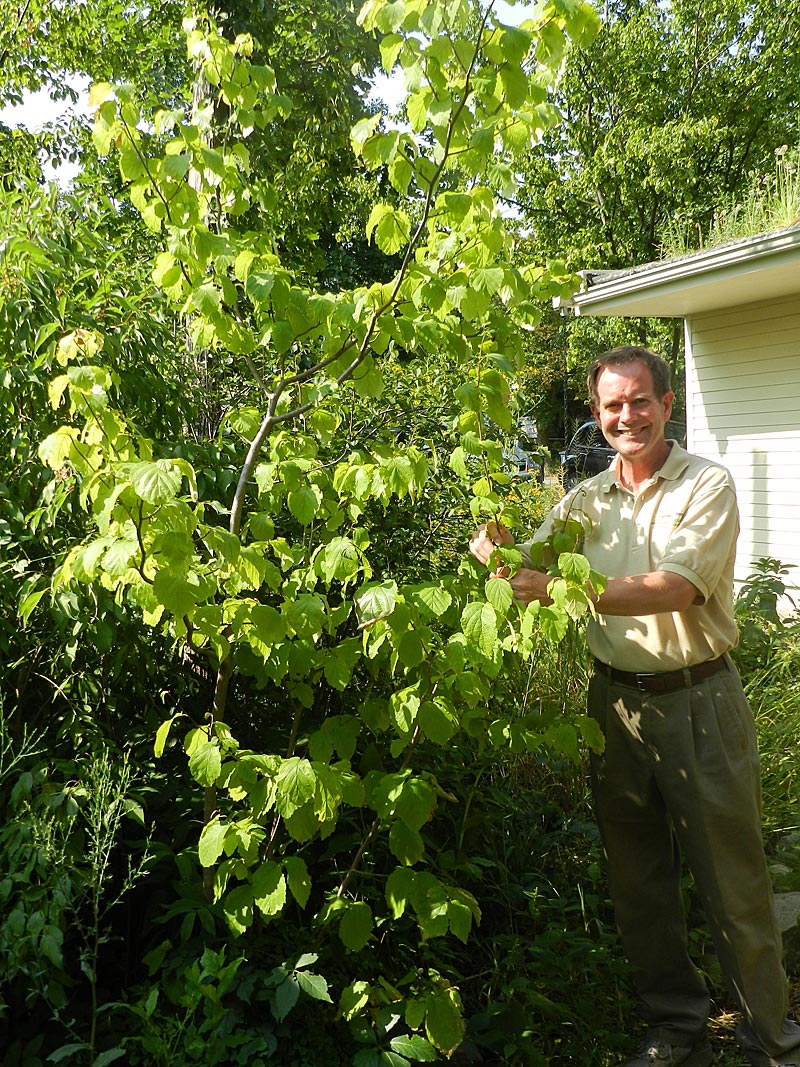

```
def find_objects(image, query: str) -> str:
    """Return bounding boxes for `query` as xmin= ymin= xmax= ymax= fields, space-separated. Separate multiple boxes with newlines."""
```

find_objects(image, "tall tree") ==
xmin=512 ymin=0 xmax=800 ymax=442
xmin=519 ymin=0 xmax=800 ymax=268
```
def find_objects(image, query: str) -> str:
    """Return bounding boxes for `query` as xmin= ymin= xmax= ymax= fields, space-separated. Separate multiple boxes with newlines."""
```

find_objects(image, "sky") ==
xmin=1 ymin=0 xmax=532 ymax=185
xmin=0 ymin=77 xmax=90 ymax=185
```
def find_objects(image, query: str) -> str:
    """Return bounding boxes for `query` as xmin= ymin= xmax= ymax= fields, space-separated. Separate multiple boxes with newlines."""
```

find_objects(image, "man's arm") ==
xmin=470 ymin=522 xmax=700 ymax=616
xmin=509 ymin=567 xmax=699 ymax=615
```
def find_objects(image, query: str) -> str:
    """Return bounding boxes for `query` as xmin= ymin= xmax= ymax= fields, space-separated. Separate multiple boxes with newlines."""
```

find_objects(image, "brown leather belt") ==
xmin=593 ymin=654 xmax=727 ymax=694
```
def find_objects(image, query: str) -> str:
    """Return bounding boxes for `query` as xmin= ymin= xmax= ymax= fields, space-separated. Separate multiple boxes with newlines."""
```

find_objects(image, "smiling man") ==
xmin=470 ymin=347 xmax=800 ymax=1067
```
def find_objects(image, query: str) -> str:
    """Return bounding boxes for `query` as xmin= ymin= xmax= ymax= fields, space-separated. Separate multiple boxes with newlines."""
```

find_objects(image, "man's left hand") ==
xmin=494 ymin=567 xmax=553 ymax=606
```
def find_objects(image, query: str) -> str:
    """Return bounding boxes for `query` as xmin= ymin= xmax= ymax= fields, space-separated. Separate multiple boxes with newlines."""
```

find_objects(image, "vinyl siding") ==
xmin=685 ymin=295 xmax=800 ymax=602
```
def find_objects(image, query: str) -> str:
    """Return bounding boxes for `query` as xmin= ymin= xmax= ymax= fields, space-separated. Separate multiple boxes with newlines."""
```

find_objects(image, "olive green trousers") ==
xmin=588 ymin=657 xmax=800 ymax=1065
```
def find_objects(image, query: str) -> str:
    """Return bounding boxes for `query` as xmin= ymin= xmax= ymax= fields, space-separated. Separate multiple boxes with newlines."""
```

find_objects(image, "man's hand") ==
xmin=469 ymin=521 xmax=514 ymax=567
xmin=469 ymin=522 xmax=553 ymax=605
xmin=508 ymin=568 xmax=553 ymax=606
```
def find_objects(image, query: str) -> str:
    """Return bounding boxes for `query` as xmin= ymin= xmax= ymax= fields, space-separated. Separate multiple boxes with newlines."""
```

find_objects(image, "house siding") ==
xmin=685 ymin=295 xmax=800 ymax=601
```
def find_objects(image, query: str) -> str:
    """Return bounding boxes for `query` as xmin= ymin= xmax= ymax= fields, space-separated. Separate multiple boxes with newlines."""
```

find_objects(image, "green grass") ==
xmin=659 ymin=146 xmax=800 ymax=258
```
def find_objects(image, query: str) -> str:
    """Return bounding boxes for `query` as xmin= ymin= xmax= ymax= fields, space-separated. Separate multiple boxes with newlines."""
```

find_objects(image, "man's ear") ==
xmin=590 ymin=404 xmax=601 ymax=426
xmin=662 ymin=391 xmax=674 ymax=420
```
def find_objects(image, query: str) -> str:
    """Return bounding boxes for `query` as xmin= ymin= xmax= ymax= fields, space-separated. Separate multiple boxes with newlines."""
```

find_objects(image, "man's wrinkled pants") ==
xmin=588 ymin=657 xmax=800 ymax=1064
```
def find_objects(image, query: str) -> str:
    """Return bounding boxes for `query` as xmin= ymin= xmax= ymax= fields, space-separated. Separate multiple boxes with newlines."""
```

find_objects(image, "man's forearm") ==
xmin=508 ymin=566 xmax=698 ymax=615
xmin=591 ymin=571 xmax=699 ymax=616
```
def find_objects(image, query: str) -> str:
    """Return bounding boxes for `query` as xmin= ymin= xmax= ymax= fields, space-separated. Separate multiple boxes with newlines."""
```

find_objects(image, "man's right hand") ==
xmin=469 ymin=521 xmax=515 ymax=567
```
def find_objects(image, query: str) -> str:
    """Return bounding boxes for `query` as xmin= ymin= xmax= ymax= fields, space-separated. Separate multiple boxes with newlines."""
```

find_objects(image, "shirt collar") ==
xmin=602 ymin=439 xmax=689 ymax=493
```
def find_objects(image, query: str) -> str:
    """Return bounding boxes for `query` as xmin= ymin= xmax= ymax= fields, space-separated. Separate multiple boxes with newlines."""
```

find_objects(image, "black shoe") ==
xmin=623 ymin=1037 xmax=714 ymax=1067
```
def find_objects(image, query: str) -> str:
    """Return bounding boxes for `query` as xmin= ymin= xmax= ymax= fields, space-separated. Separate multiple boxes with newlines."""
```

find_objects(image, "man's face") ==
xmin=591 ymin=359 xmax=674 ymax=467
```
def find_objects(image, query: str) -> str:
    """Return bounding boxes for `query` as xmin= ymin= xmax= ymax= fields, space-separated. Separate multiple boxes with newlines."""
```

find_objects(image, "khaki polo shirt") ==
xmin=528 ymin=443 xmax=740 ymax=673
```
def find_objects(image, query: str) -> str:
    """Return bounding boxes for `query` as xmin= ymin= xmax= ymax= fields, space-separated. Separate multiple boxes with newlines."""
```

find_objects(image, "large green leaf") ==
xmin=389 ymin=820 xmax=424 ymax=865
xmin=188 ymin=741 xmax=222 ymax=787
xmin=295 ymin=970 xmax=333 ymax=1003
xmin=198 ymin=818 xmax=227 ymax=867
xmin=386 ymin=866 xmax=415 ymax=919
xmin=484 ymin=576 xmax=514 ymax=616
xmin=275 ymin=758 xmax=317 ymax=818
xmin=273 ymin=977 xmax=300 ymax=1022
xmin=153 ymin=570 xmax=202 ymax=617
xmin=355 ymin=580 xmax=398 ymax=625
xmin=424 ymin=988 xmax=464 ymax=1058
xmin=389 ymin=1035 xmax=437 ymax=1061
xmin=253 ymin=861 xmax=287 ymax=917
xmin=223 ymin=884 xmax=254 ymax=936
xmin=418 ymin=699 xmax=457 ymax=745
xmin=288 ymin=484 xmax=323 ymax=525
xmin=317 ymin=537 xmax=360 ymax=584
xmin=284 ymin=856 xmax=311 ymax=907
xmin=460 ymin=601 xmax=498 ymax=657
xmin=339 ymin=901 xmax=373 ymax=951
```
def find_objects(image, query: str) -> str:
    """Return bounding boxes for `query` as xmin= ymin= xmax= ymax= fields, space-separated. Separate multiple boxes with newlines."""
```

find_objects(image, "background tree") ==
xmin=514 ymin=0 xmax=800 ymax=442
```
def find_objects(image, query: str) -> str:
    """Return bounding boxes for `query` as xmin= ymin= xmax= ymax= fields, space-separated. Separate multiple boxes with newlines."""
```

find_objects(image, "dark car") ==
xmin=507 ymin=416 xmax=545 ymax=484
xmin=560 ymin=418 xmax=685 ymax=491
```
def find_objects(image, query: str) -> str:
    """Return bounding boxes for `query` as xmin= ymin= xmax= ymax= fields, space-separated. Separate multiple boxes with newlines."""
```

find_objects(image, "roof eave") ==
xmin=558 ymin=226 xmax=800 ymax=318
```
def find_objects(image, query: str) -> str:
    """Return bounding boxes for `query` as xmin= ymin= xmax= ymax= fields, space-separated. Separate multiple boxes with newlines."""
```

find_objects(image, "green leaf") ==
xmin=537 ymin=604 xmax=570 ymax=643
xmin=549 ymin=722 xmax=578 ymax=760
xmin=294 ymin=953 xmax=318 ymax=969
xmin=253 ymin=861 xmax=287 ymax=917
xmin=407 ymin=583 xmax=452 ymax=618
xmin=395 ymin=776 xmax=435 ymax=832
xmin=484 ymin=577 xmax=514 ymax=616
xmin=273 ymin=976 xmax=299 ymax=1021
xmin=460 ymin=601 xmax=498 ymax=657
xmin=93 ymin=1049 xmax=127 ymax=1067
xmin=339 ymin=901 xmax=373 ymax=951
xmin=152 ymin=570 xmax=201 ymax=617
xmin=396 ymin=629 xmax=425 ymax=668
xmin=340 ymin=980 xmax=371 ymax=1021
xmin=355 ymin=580 xmax=398 ymax=625
xmin=288 ymin=484 xmax=323 ymax=525
xmin=389 ymin=1035 xmax=438 ymax=1061
xmin=38 ymin=427 xmax=79 ymax=469
xmin=425 ymin=989 xmax=464 ymax=1057
xmin=367 ymin=204 xmax=411 ymax=254
xmin=128 ymin=458 xmax=183 ymax=503
xmin=283 ymin=593 xmax=327 ymax=637
xmin=223 ymin=884 xmax=254 ymax=936
xmin=447 ymin=898 xmax=474 ymax=943
xmin=284 ymin=856 xmax=311 ymax=907
xmin=48 ymin=1046 xmax=89 ymax=1064
xmin=498 ymin=63 xmax=530 ymax=108
xmin=471 ymin=266 xmax=504 ymax=294
xmin=386 ymin=866 xmax=415 ymax=919
xmin=389 ymin=820 xmax=425 ymax=865
xmin=249 ymin=603 xmax=288 ymax=645
xmin=275 ymin=758 xmax=317 ymax=818
xmin=317 ymin=537 xmax=360 ymax=584
xmin=558 ymin=552 xmax=591 ymax=583
xmin=295 ymin=970 xmax=333 ymax=1003
xmin=189 ymin=741 xmax=222 ymax=787
xmin=406 ymin=89 xmax=430 ymax=131
xmin=576 ymin=714 xmax=606 ymax=753
xmin=323 ymin=639 xmax=362 ymax=690
xmin=198 ymin=818 xmax=227 ymax=867
xmin=418 ymin=700 xmax=457 ymax=745
xmin=379 ymin=32 xmax=404 ymax=72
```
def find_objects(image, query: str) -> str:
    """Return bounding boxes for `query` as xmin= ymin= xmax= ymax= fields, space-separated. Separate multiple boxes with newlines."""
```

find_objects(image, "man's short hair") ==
xmin=587 ymin=346 xmax=672 ymax=405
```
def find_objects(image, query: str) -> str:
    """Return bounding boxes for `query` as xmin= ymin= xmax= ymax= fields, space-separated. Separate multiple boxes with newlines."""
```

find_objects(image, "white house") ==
xmin=561 ymin=223 xmax=800 ymax=602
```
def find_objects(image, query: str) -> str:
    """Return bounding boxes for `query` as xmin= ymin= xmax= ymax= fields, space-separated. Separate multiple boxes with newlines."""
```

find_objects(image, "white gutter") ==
xmin=560 ymin=224 xmax=800 ymax=317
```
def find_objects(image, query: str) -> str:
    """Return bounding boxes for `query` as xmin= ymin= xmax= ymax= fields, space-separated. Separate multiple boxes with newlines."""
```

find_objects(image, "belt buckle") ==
xmin=635 ymin=673 xmax=651 ymax=693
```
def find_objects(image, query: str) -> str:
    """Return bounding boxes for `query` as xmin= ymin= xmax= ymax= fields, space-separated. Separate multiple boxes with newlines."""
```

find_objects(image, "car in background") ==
xmin=560 ymin=418 xmax=685 ymax=490
xmin=507 ymin=416 xmax=545 ymax=483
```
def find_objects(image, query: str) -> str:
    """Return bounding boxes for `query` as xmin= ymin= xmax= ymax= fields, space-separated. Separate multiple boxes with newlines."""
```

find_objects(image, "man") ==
xmin=469 ymin=347 xmax=800 ymax=1067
